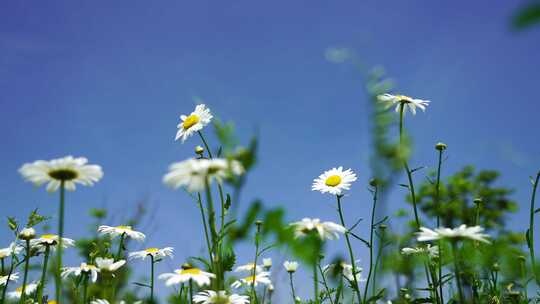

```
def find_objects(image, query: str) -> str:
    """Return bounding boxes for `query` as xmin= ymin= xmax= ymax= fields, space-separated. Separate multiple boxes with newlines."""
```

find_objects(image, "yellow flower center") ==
xmin=183 ymin=114 xmax=199 ymax=130
xmin=48 ymin=169 xmax=78 ymax=181
xmin=115 ymin=225 xmax=132 ymax=230
xmin=395 ymin=94 xmax=412 ymax=103
xmin=41 ymin=234 xmax=57 ymax=239
xmin=178 ymin=268 xmax=202 ymax=275
xmin=48 ymin=301 xmax=58 ymax=304
xmin=16 ymin=287 xmax=23 ymax=292
xmin=243 ymin=275 xmax=256 ymax=283
xmin=145 ymin=248 xmax=159 ymax=254
xmin=325 ymin=175 xmax=342 ymax=187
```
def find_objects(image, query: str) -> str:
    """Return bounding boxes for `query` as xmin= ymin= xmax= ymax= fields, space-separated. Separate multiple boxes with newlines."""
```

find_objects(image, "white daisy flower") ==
xmin=61 ymin=263 xmax=100 ymax=283
xmin=90 ymin=300 xmax=110 ymax=304
xmin=97 ymin=225 xmax=146 ymax=242
xmin=312 ymin=167 xmax=357 ymax=195
xmin=7 ymin=282 xmax=38 ymax=299
xmin=416 ymin=225 xmax=490 ymax=244
xmin=159 ymin=265 xmax=216 ymax=287
xmin=19 ymin=227 xmax=36 ymax=240
xmin=175 ymin=104 xmax=213 ymax=143
xmin=0 ymin=273 xmax=19 ymax=286
xmin=324 ymin=261 xmax=365 ymax=283
xmin=377 ymin=93 xmax=430 ymax=115
xmin=95 ymin=257 xmax=126 ymax=273
xmin=193 ymin=290 xmax=249 ymax=304
xmin=163 ymin=158 xmax=244 ymax=192
xmin=262 ymin=258 xmax=272 ymax=269
xmin=401 ymin=244 xmax=439 ymax=258
xmin=19 ymin=156 xmax=103 ymax=192
xmin=30 ymin=234 xmax=75 ymax=251
xmin=128 ymin=247 xmax=174 ymax=261
xmin=234 ymin=263 xmax=262 ymax=273
xmin=231 ymin=271 xmax=271 ymax=289
xmin=291 ymin=218 xmax=346 ymax=240
xmin=283 ymin=261 xmax=299 ymax=273
xmin=0 ymin=243 xmax=23 ymax=259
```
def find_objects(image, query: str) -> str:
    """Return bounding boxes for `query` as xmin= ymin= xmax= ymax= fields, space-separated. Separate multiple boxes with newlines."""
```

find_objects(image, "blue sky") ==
xmin=1 ymin=0 xmax=540 ymax=300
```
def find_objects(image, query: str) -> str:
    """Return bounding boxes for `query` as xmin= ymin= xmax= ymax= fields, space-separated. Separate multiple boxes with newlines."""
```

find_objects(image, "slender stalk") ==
xmin=82 ymin=273 xmax=89 ymax=304
xmin=115 ymin=233 xmax=126 ymax=260
xmin=434 ymin=148 xmax=445 ymax=304
xmin=196 ymin=193 xmax=214 ymax=269
xmin=150 ymin=255 xmax=155 ymax=302
xmin=204 ymin=179 xmax=221 ymax=289
xmin=250 ymin=223 xmax=262 ymax=304
xmin=451 ymin=242 xmax=465 ymax=303
xmin=37 ymin=245 xmax=51 ymax=304
xmin=189 ymin=279 xmax=193 ymax=304
xmin=0 ymin=256 xmax=17 ymax=304
xmin=335 ymin=195 xmax=362 ymax=303
xmin=19 ymin=239 xmax=31 ymax=304
xmin=334 ymin=274 xmax=343 ymax=304
xmin=197 ymin=131 xmax=213 ymax=158
xmin=528 ymin=171 xmax=540 ymax=286
xmin=55 ymin=181 xmax=66 ymax=304
xmin=1 ymin=259 xmax=4 ymax=275
xmin=519 ymin=257 xmax=528 ymax=300
xmin=363 ymin=185 xmax=378 ymax=302
xmin=313 ymin=263 xmax=319 ymax=304
xmin=288 ymin=272 xmax=297 ymax=303
xmin=261 ymin=286 xmax=267 ymax=304
xmin=317 ymin=262 xmax=334 ymax=304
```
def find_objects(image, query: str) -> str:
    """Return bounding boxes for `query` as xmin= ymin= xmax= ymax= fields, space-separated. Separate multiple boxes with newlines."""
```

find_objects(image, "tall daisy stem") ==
xmin=250 ymin=222 xmax=262 ymax=304
xmin=197 ymin=193 xmax=214 ymax=269
xmin=528 ymin=171 xmax=540 ymax=286
xmin=335 ymin=195 xmax=362 ymax=303
xmin=451 ymin=242 xmax=465 ymax=303
xmin=116 ymin=233 xmax=126 ymax=260
xmin=82 ymin=274 xmax=89 ymax=304
xmin=363 ymin=184 xmax=378 ymax=302
xmin=318 ymin=261 xmax=334 ymax=304
xmin=313 ymin=263 xmax=319 ymax=304
xmin=56 ymin=181 xmax=66 ymax=304
xmin=19 ymin=239 xmax=31 ymax=304
xmin=289 ymin=272 xmax=297 ymax=303
xmin=204 ymin=179 xmax=221 ymax=289
xmin=37 ymin=245 xmax=51 ymax=304
xmin=150 ymin=255 xmax=155 ymax=302
xmin=0 ymin=255 xmax=17 ymax=304
xmin=434 ymin=148 xmax=445 ymax=304
xmin=189 ymin=279 xmax=193 ymax=304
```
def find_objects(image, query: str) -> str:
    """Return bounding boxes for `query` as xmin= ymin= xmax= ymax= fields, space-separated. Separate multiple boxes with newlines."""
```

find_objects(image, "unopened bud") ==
xmin=435 ymin=142 xmax=447 ymax=151
xmin=474 ymin=198 xmax=483 ymax=205
xmin=19 ymin=227 xmax=36 ymax=240
xmin=195 ymin=146 xmax=204 ymax=155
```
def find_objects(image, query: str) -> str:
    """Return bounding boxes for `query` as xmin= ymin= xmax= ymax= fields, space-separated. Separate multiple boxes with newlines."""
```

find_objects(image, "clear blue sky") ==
xmin=1 ymin=0 xmax=540 ymax=300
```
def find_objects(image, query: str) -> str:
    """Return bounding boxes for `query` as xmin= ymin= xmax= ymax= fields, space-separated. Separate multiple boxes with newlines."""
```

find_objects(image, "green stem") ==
xmin=197 ymin=193 xmax=214 ymax=269
xmin=19 ymin=240 xmax=31 ymax=304
xmin=434 ymin=149 xmax=445 ymax=304
xmin=528 ymin=171 xmax=540 ymax=286
xmin=317 ymin=262 xmax=334 ymax=304
xmin=334 ymin=274 xmax=343 ymax=304
xmin=313 ymin=263 xmax=319 ymax=304
xmin=451 ymin=242 xmax=465 ymax=303
xmin=204 ymin=179 xmax=221 ymax=289
xmin=250 ymin=224 xmax=261 ymax=304
xmin=197 ymin=131 xmax=213 ymax=159
xmin=372 ymin=228 xmax=385 ymax=297
xmin=289 ymin=272 xmax=297 ymax=303
xmin=189 ymin=279 xmax=193 ymax=304
xmin=82 ymin=273 xmax=89 ymax=304
xmin=363 ymin=186 xmax=378 ymax=302
xmin=56 ymin=181 xmax=65 ymax=304
xmin=150 ymin=256 xmax=155 ymax=302
xmin=0 ymin=256 xmax=17 ymax=304
xmin=37 ymin=246 xmax=51 ymax=304
xmin=116 ymin=233 xmax=126 ymax=260
xmin=336 ymin=195 xmax=362 ymax=303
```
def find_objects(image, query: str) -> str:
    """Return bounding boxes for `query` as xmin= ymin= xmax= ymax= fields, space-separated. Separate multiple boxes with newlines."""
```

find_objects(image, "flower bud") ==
xmin=262 ymin=258 xmax=272 ymax=269
xmin=435 ymin=142 xmax=447 ymax=151
xmin=19 ymin=227 xmax=36 ymax=240
xmin=195 ymin=146 xmax=204 ymax=155
xmin=473 ymin=198 xmax=483 ymax=205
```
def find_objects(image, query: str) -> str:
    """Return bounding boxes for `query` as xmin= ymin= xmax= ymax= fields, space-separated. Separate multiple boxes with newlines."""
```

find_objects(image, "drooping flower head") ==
xmin=377 ymin=93 xmax=430 ymax=115
xmin=231 ymin=271 xmax=271 ymax=289
xmin=61 ymin=263 xmax=100 ymax=283
xmin=163 ymin=158 xmax=244 ymax=192
xmin=97 ymin=225 xmax=146 ymax=242
xmin=312 ymin=167 xmax=357 ymax=195
xmin=175 ymin=104 xmax=213 ymax=143
xmin=291 ymin=218 xmax=346 ymax=241
xmin=19 ymin=156 xmax=103 ymax=192
xmin=159 ymin=264 xmax=216 ymax=287
xmin=193 ymin=290 xmax=249 ymax=304
xmin=7 ymin=282 xmax=38 ymax=299
xmin=416 ymin=225 xmax=490 ymax=244
xmin=30 ymin=234 xmax=75 ymax=252
xmin=129 ymin=247 xmax=174 ymax=261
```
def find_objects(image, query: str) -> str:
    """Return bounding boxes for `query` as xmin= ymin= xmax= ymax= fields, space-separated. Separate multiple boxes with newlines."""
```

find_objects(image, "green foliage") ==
xmin=512 ymin=3 xmax=540 ymax=30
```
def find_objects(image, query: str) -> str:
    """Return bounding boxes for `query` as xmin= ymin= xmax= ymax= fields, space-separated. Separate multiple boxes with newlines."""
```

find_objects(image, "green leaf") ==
xmin=224 ymin=194 xmax=232 ymax=210
xmin=349 ymin=232 xmax=371 ymax=248
xmin=366 ymin=288 xmax=386 ymax=303
xmin=535 ymin=207 xmax=540 ymax=214
xmin=221 ymin=245 xmax=236 ymax=272
xmin=512 ymin=4 xmax=540 ymax=30
xmin=7 ymin=217 xmax=18 ymax=232
xmin=132 ymin=282 xmax=151 ymax=289
xmin=27 ymin=209 xmax=49 ymax=227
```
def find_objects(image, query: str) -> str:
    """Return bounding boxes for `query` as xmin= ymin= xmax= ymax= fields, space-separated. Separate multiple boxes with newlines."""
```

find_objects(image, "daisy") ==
xmin=159 ymin=265 xmax=216 ymax=287
xmin=324 ymin=261 xmax=365 ymax=283
xmin=234 ymin=263 xmax=262 ymax=273
xmin=0 ymin=242 xmax=23 ymax=259
xmin=312 ymin=167 xmax=357 ymax=195
xmin=0 ymin=273 xmax=19 ymax=286
xmin=95 ymin=257 xmax=126 ymax=273
xmin=231 ymin=271 xmax=271 ymax=289
xmin=175 ymin=104 xmax=213 ymax=143
xmin=19 ymin=227 xmax=36 ymax=240
xmin=262 ymin=258 xmax=272 ymax=269
xmin=416 ymin=225 xmax=490 ymax=244
xmin=401 ymin=244 xmax=439 ymax=258
xmin=19 ymin=156 xmax=103 ymax=192
xmin=129 ymin=247 xmax=174 ymax=261
xmin=7 ymin=282 xmax=38 ymax=299
xmin=61 ymin=263 xmax=100 ymax=283
xmin=283 ymin=261 xmax=298 ymax=273
xmin=193 ymin=290 xmax=249 ymax=304
xmin=163 ymin=158 xmax=244 ymax=192
xmin=30 ymin=234 xmax=75 ymax=251
xmin=97 ymin=225 xmax=146 ymax=242
xmin=90 ymin=300 xmax=110 ymax=304
xmin=377 ymin=93 xmax=430 ymax=115
xmin=291 ymin=218 xmax=347 ymax=240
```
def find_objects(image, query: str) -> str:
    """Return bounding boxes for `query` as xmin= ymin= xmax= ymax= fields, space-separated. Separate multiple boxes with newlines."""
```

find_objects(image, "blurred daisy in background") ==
xmin=97 ymin=225 xmax=146 ymax=241
xmin=7 ymin=282 xmax=38 ymax=299
xmin=0 ymin=242 xmax=23 ymax=259
xmin=30 ymin=234 xmax=75 ymax=251
xmin=291 ymin=218 xmax=346 ymax=240
xmin=377 ymin=93 xmax=430 ymax=115
xmin=95 ymin=257 xmax=126 ymax=274
xmin=175 ymin=104 xmax=213 ymax=143
xmin=0 ymin=273 xmax=18 ymax=286
xmin=312 ymin=167 xmax=357 ymax=195
xmin=283 ymin=261 xmax=299 ymax=273
xmin=231 ymin=271 xmax=271 ymax=289
xmin=19 ymin=156 xmax=103 ymax=192
xmin=401 ymin=244 xmax=439 ymax=258
xmin=129 ymin=247 xmax=174 ymax=260
xmin=417 ymin=225 xmax=490 ymax=243
xmin=234 ymin=262 xmax=262 ymax=273
xmin=61 ymin=263 xmax=100 ymax=283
